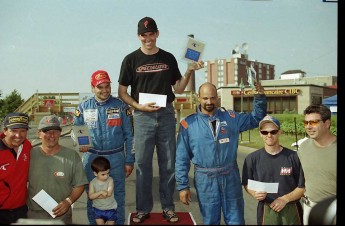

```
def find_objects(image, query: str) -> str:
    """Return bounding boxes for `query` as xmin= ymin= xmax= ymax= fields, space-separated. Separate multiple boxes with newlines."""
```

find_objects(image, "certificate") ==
xmin=32 ymin=189 xmax=58 ymax=218
xmin=139 ymin=93 xmax=167 ymax=107
xmin=247 ymin=179 xmax=279 ymax=193
xmin=183 ymin=37 xmax=206 ymax=62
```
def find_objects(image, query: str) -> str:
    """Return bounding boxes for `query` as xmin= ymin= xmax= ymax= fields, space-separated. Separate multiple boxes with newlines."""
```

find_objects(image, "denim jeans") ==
xmin=82 ymin=152 xmax=125 ymax=225
xmin=133 ymin=103 xmax=176 ymax=213
xmin=194 ymin=162 xmax=245 ymax=225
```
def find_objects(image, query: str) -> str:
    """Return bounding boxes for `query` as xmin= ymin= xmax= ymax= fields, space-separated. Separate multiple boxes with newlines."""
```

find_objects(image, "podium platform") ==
xmin=127 ymin=212 xmax=197 ymax=225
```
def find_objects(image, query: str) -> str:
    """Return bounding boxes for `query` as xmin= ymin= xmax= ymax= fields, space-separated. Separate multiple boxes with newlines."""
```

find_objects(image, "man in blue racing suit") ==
xmin=175 ymin=82 xmax=267 ymax=225
xmin=73 ymin=70 xmax=134 ymax=225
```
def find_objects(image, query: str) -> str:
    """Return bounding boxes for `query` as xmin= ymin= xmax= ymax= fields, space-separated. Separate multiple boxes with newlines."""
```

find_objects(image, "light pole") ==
xmin=240 ymin=78 xmax=244 ymax=112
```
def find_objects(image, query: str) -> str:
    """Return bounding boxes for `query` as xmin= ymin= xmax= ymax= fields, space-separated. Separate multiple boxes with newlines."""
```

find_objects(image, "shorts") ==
xmin=257 ymin=202 xmax=303 ymax=225
xmin=93 ymin=207 xmax=117 ymax=222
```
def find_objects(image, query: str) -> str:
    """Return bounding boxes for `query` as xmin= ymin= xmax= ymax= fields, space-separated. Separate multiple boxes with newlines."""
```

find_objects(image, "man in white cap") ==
xmin=27 ymin=115 xmax=88 ymax=224
xmin=242 ymin=115 xmax=305 ymax=225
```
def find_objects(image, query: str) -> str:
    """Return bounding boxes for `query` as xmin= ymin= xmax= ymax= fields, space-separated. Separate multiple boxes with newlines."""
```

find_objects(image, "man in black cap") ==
xmin=118 ymin=16 xmax=204 ymax=223
xmin=0 ymin=112 xmax=32 ymax=224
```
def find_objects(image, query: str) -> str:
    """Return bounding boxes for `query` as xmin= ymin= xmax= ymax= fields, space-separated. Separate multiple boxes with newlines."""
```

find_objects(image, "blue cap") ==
xmin=259 ymin=115 xmax=280 ymax=129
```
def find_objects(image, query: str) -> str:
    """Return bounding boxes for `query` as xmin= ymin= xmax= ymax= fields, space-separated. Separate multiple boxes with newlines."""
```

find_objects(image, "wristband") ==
xmin=65 ymin=197 xmax=72 ymax=205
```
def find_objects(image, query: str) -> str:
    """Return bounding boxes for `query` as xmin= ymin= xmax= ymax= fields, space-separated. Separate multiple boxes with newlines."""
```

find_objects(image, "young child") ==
xmin=89 ymin=156 xmax=118 ymax=225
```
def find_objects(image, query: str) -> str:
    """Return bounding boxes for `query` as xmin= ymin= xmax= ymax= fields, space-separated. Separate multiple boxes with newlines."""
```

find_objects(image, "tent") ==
xmin=322 ymin=95 xmax=337 ymax=114
xmin=323 ymin=95 xmax=337 ymax=106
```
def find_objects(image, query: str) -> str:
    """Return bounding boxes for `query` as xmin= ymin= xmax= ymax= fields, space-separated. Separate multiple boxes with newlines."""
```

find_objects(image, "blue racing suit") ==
xmin=175 ymin=94 xmax=266 ymax=225
xmin=73 ymin=95 xmax=134 ymax=225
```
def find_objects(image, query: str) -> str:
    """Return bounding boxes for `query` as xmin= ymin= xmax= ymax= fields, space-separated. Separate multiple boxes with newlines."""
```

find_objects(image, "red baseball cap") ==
xmin=91 ymin=70 xmax=111 ymax=87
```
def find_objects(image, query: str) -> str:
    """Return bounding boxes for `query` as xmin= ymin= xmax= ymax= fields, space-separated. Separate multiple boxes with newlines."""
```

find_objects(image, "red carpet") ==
xmin=127 ymin=212 xmax=196 ymax=225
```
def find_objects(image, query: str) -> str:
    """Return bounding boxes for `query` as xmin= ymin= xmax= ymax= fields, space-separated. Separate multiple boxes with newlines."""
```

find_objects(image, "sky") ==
xmin=0 ymin=0 xmax=338 ymax=100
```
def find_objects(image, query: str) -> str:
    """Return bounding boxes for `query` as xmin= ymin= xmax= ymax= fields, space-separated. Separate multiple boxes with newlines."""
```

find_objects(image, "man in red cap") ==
xmin=118 ymin=16 xmax=204 ymax=223
xmin=74 ymin=70 xmax=134 ymax=225
xmin=0 ymin=112 xmax=32 ymax=224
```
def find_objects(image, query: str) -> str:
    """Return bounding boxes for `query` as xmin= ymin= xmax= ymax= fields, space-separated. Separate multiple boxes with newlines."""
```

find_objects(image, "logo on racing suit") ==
xmin=220 ymin=127 xmax=227 ymax=134
xmin=75 ymin=109 xmax=81 ymax=117
xmin=219 ymin=138 xmax=230 ymax=144
xmin=126 ymin=109 xmax=132 ymax=116
xmin=107 ymin=108 xmax=122 ymax=126
xmin=106 ymin=108 xmax=120 ymax=114
xmin=0 ymin=163 xmax=10 ymax=171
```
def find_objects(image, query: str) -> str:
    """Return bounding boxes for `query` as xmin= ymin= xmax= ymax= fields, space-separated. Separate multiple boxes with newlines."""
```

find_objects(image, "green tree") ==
xmin=0 ymin=89 xmax=24 ymax=121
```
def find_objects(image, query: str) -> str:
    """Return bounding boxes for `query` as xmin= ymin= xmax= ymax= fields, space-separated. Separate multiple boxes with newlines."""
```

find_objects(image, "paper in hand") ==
xmin=32 ymin=189 xmax=58 ymax=218
xmin=139 ymin=93 xmax=167 ymax=107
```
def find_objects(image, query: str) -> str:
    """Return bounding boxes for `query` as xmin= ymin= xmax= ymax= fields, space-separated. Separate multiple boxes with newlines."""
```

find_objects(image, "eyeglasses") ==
xmin=260 ymin=130 xmax=279 ymax=135
xmin=303 ymin=119 xmax=322 ymax=126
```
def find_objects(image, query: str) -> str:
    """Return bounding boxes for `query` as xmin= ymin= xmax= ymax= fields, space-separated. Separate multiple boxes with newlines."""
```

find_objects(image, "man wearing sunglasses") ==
xmin=298 ymin=104 xmax=337 ymax=225
xmin=242 ymin=115 xmax=305 ymax=225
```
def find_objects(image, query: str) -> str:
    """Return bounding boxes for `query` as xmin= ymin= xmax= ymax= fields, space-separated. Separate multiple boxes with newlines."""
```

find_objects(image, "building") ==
xmin=218 ymin=82 xmax=337 ymax=115
xmin=205 ymin=52 xmax=275 ymax=88
xmin=205 ymin=52 xmax=337 ymax=115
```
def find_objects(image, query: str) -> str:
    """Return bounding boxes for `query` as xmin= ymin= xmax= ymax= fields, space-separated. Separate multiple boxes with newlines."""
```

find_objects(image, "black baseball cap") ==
xmin=137 ymin=17 xmax=158 ymax=35
xmin=3 ymin=112 xmax=29 ymax=129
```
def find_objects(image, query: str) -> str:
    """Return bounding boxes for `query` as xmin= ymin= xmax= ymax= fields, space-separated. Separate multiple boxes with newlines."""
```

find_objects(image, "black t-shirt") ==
xmin=242 ymin=147 xmax=305 ymax=203
xmin=118 ymin=48 xmax=182 ymax=103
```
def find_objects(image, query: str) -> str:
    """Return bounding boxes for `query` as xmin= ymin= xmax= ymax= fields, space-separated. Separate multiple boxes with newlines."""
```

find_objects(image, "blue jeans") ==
xmin=83 ymin=152 xmax=125 ymax=225
xmin=194 ymin=162 xmax=245 ymax=225
xmin=133 ymin=103 xmax=176 ymax=213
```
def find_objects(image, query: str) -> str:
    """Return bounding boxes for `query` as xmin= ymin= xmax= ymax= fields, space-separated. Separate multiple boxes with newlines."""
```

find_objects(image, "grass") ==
xmin=238 ymin=128 xmax=307 ymax=151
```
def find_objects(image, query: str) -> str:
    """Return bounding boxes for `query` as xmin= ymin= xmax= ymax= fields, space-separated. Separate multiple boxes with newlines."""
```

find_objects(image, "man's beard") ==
xmin=203 ymin=104 xmax=215 ymax=112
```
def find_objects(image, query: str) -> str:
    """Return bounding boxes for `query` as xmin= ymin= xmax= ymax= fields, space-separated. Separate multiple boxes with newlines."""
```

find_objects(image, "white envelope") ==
xmin=139 ymin=93 xmax=167 ymax=107
xmin=32 ymin=189 xmax=58 ymax=218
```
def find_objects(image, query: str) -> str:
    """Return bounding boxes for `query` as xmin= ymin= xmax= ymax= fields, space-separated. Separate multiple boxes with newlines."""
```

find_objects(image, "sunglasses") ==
xmin=303 ymin=119 xmax=322 ymax=126
xmin=260 ymin=130 xmax=279 ymax=135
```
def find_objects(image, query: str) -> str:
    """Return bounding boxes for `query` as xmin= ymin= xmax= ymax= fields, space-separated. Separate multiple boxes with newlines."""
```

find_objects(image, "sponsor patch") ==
xmin=280 ymin=167 xmax=292 ymax=176
xmin=84 ymin=109 xmax=98 ymax=123
xmin=126 ymin=109 xmax=132 ymax=116
xmin=107 ymin=118 xmax=122 ymax=127
xmin=219 ymin=138 xmax=230 ymax=144
xmin=108 ymin=113 xmax=120 ymax=119
xmin=54 ymin=171 xmax=65 ymax=177
xmin=75 ymin=109 xmax=81 ymax=117
xmin=106 ymin=108 xmax=120 ymax=114
xmin=180 ymin=120 xmax=188 ymax=129
xmin=220 ymin=127 xmax=227 ymax=134
xmin=227 ymin=110 xmax=236 ymax=118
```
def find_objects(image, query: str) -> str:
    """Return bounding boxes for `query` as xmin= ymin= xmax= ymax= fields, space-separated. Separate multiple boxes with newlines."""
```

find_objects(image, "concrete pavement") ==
xmin=61 ymin=136 xmax=257 ymax=225
xmin=29 ymin=126 xmax=257 ymax=225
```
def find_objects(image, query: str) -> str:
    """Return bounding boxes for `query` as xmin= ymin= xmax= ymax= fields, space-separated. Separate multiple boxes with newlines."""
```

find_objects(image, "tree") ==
xmin=0 ymin=89 xmax=24 ymax=121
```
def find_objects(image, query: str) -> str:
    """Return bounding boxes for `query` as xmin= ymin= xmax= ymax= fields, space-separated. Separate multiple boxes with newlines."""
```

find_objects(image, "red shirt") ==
xmin=0 ymin=132 xmax=31 ymax=209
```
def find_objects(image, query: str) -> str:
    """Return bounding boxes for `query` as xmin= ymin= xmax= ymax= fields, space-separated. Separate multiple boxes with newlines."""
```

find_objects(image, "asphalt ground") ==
xmin=27 ymin=125 xmax=258 ymax=225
